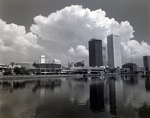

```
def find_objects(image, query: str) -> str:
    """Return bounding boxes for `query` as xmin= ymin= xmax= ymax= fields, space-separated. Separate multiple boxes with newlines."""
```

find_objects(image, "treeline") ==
xmin=3 ymin=67 xmax=31 ymax=75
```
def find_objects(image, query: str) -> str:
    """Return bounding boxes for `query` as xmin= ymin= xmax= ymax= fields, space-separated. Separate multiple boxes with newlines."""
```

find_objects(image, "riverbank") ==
xmin=0 ymin=74 xmax=83 ymax=80
xmin=0 ymin=73 xmax=142 ymax=80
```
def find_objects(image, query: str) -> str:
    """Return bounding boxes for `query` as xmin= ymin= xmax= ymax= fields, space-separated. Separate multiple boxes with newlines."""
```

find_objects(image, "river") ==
xmin=0 ymin=75 xmax=150 ymax=118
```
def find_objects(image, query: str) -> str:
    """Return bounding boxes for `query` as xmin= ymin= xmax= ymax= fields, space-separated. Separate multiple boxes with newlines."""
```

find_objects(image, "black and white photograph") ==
xmin=0 ymin=0 xmax=150 ymax=118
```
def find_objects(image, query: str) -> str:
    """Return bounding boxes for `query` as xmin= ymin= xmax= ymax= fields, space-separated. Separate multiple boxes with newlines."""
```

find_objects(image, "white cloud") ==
xmin=0 ymin=19 xmax=46 ymax=64
xmin=30 ymin=6 xmax=134 ymax=45
xmin=68 ymin=45 xmax=89 ymax=57
xmin=118 ymin=21 xmax=134 ymax=44
xmin=76 ymin=45 xmax=89 ymax=57
xmin=68 ymin=47 xmax=75 ymax=56
xmin=121 ymin=40 xmax=150 ymax=65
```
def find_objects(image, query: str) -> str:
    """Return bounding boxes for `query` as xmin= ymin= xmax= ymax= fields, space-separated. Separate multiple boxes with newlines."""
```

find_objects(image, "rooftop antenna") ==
xmin=49 ymin=57 xmax=50 ymax=63
xmin=93 ymin=27 xmax=96 ymax=38
xmin=130 ymin=48 xmax=133 ymax=63
xmin=92 ymin=22 xmax=96 ymax=38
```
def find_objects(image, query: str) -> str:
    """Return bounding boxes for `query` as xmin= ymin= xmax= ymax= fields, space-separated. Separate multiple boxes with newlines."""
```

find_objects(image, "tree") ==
xmin=33 ymin=62 xmax=39 ymax=68
xmin=10 ymin=62 xmax=15 ymax=68
xmin=3 ymin=69 xmax=12 ymax=75
xmin=14 ymin=67 xmax=21 ymax=75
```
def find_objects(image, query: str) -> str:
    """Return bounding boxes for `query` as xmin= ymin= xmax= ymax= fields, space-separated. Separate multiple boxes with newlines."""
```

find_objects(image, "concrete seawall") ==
xmin=0 ymin=74 xmax=83 ymax=80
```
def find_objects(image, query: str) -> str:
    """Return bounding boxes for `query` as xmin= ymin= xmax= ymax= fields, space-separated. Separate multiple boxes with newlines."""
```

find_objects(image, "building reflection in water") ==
xmin=145 ymin=77 xmax=150 ymax=92
xmin=68 ymin=79 xmax=90 ymax=105
xmin=90 ymin=81 xmax=104 ymax=112
xmin=108 ymin=77 xmax=117 ymax=116
xmin=0 ymin=81 xmax=28 ymax=92
xmin=122 ymin=75 xmax=138 ymax=85
xmin=89 ymin=77 xmax=117 ymax=116
xmin=130 ymin=75 xmax=138 ymax=85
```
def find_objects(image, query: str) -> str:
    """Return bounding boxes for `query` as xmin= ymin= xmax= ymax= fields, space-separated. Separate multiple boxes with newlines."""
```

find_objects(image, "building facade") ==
xmin=35 ymin=63 xmax=61 ymax=74
xmin=102 ymin=47 xmax=107 ymax=66
xmin=122 ymin=63 xmax=138 ymax=73
xmin=75 ymin=61 xmax=84 ymax=67
xmin=89 ymin=38 xmax=103 ymax=67
xmin=107 ymin=34 xmax=122 ymax=68
xmin=68 ymin=61 xmax=84 ymax=69
xmin=143 ymin=56 xmax=150 ymax=71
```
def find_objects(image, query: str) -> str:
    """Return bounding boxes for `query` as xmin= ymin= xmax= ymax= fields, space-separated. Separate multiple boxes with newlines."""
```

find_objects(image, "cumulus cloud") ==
xmin=30 ymin=5 xmax=134 ymax=44
xmin=118 ymin=21 xmax=134 ymax=44
xmin=121 ymin=40 xmax=150 ymax=65
xmin=68 ymin=47 xmax=75 ymax=56
xmin=68 ymin=45 xmax=88 ymax=57
xmin=0 ymin=19 xmax=46 ymax=64
xmin=68 ymin=45 xmax=88 ymax=63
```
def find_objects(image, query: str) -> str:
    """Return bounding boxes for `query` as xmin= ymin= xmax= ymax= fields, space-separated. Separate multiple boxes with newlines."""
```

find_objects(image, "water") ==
xmin=0 ymin=75 xmax=150 ymax=118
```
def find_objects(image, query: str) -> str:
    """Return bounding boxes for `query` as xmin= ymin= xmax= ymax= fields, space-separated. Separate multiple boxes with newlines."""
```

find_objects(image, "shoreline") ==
xmin=0 ymin=74 xmax=83 ymax=80
xmin=0 ymin=73 xmax=144 ymax=80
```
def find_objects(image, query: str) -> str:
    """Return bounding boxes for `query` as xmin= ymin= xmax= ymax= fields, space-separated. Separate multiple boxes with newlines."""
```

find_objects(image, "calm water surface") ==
xmin=0 ymin=75 xmax=150 ymax=118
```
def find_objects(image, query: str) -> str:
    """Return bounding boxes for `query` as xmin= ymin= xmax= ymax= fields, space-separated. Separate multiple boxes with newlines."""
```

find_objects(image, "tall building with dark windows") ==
xmin=143 ymin=56 xmax=150 ymax=71
xmin=107 ymin=34 xmax=122 ymax=68
xmin=89 ymin=38 xmax=103 ymax=67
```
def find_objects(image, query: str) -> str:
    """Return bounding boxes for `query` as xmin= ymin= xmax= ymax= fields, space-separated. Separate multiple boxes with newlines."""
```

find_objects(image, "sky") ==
xmin=0 ymin=0 xmax=149 ymax=66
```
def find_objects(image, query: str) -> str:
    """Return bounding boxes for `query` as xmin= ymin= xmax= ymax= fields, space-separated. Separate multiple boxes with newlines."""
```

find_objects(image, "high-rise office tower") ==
xmin=89 ymin=38 xmax=103 ymax=67
xmin=107 ymin=34 xmax=122 ymax=68
xmin=143 ymin=56 xmax=150 ymax=71
xmin=102 ymin=47 xmax=107 ymax=66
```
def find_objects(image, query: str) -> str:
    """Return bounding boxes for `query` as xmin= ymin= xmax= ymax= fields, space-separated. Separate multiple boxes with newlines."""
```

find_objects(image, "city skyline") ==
xmin=0 ymin=1 xmax=149 ymax=66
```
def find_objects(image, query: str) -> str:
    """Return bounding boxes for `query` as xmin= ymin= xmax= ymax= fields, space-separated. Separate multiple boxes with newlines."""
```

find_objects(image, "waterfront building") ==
xmin=143 ymin=56 xmax=150 ymax=71
xmin=0 ymin=63 xmax=8 ymax=75
xmin=107 ymin=34 xmax=122 ymax=68
xmin=35 ymin=63 xmax=61 ymax=75
xmin=62 ymin=66 xmax=104 ymax=75
xmin=68 ymin=61 xmax=84 ymax=68
xmin=122 ymin=63 xmax=145 ymax=74
xmin=122 ymin=63 xmax=137 ymax=73
xmin=89 ymin=38 xmax=103 ymax=67
xmin=68 ymin=62 xmax=76 ymax=68
xmin=120 ymin=68 xmax=130 ymax=74
xmin=75 ymin=61 xmax=84 ymax=67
